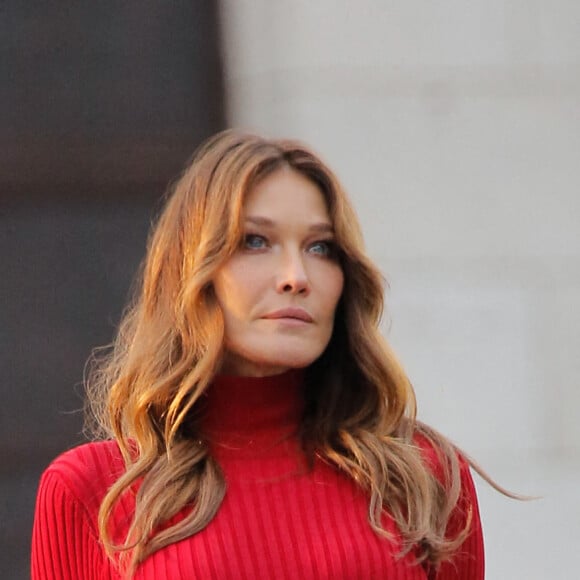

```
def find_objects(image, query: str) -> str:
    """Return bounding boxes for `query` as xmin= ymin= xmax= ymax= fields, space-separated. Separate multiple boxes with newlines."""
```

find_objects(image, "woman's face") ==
xmin=213 ymin=166 xmax=344 ymax=377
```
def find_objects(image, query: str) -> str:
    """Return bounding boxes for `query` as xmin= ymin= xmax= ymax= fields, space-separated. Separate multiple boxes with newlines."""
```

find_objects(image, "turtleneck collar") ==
xmin=201 ymin=369 xmax=306 ymax=460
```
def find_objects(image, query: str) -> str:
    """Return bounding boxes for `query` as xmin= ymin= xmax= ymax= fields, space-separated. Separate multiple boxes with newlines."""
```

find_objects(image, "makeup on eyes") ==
xmin=241 ymin=231 xmax=338 ymax=259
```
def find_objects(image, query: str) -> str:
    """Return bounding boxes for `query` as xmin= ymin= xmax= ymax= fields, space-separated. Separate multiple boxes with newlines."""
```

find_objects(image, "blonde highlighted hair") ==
xmin=87 ymin=130 xmax=497 ymax=576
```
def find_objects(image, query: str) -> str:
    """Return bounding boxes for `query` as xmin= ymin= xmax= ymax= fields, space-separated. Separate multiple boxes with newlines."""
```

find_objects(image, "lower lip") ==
xmin=264 ymin=317 xmax=311 ymax=327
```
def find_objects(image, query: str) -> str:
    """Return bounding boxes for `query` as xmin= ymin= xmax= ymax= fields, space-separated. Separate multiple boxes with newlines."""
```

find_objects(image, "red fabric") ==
xmin=31 ymin=371 xmax=484 ymax=579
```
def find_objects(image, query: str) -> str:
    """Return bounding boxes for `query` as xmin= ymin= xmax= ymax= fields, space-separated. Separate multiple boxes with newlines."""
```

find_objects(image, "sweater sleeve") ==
xmin=31 ymin=469 xmax=110 ymax=580
xmin=433 ymin=458 xmax=485 ymax=580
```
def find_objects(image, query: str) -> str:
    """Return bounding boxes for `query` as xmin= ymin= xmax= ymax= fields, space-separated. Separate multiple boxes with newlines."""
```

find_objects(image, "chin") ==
xmin=270 ymin=357 xmax=313 ymax=370
xmin=260 ymin=345 xmax=324 ymax=370
xmin=223 ymin=334 xmax=331 ymax=375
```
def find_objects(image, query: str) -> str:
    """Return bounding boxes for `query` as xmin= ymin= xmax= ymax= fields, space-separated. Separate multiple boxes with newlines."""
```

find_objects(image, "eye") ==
xmin=243 ymin=234 xmax=268 ymax=250
xmin=308 ymin=240 xmax=337 ymax=258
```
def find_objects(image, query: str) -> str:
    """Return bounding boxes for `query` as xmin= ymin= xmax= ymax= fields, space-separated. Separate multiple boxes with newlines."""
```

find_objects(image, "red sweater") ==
xmin=31 ymin=371 xmax=484 ymax=579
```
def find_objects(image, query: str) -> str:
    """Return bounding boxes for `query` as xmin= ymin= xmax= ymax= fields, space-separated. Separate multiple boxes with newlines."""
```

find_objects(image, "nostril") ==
xmin=278 ymin=274 xmax=309 ymax=294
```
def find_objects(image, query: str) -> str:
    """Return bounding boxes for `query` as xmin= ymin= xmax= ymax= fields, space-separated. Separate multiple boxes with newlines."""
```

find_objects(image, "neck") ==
xmin=201 ymin=369 xmax=306 ymax=459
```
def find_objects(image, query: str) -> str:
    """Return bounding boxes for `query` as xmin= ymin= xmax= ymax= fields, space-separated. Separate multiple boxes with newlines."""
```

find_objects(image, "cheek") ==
xmin=325 ymin=268 xmax=344 ymax=314
xmin=312 ymin=266 xmax=344 ymax=328
xmin=214 ymin=265 xmax=263 ymax=322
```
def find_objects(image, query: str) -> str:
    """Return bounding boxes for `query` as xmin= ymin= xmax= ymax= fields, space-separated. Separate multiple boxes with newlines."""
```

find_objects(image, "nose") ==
xmin=276 ymin=250 xmax=310 ymax=295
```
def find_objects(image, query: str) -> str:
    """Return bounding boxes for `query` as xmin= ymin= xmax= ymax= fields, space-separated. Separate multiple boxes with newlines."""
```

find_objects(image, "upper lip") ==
xmin=262 ymin=307 xmax=313 ymax=322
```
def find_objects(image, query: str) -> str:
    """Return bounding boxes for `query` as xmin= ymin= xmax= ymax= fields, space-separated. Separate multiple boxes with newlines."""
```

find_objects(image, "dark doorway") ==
xmin=1 ymin=3 xmax=226 ymax=578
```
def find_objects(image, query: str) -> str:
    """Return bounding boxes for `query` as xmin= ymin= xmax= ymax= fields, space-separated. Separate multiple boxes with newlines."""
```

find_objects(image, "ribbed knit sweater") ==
xmin=31 ymin=371 xmax=484 ymax=579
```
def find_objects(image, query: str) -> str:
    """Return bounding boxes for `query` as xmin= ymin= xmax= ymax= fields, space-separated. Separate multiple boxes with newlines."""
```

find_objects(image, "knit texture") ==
xmin=31 ymin=371 xmax=484 ymax=579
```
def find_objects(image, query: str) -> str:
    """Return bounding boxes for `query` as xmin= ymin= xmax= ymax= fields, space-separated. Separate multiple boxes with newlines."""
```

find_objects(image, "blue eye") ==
xmin=243 ymin=234 xmax=267 ymax=250
xmin=309 ymin=240 xmax=336 ymax=257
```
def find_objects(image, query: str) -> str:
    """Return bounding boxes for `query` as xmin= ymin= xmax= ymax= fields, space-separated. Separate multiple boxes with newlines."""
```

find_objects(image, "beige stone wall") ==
xmin=219 ymin=2 xmax=580 ymax=577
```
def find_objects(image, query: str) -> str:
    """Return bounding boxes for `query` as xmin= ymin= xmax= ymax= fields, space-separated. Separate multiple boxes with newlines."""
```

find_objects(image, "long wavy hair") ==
xmin=87 ymin=129 xmax=501 ymax=577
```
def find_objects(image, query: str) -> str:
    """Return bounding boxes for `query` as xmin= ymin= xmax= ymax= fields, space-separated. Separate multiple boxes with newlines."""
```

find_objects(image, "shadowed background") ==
xmin=1 ymin=3 xmax=225 ymax=578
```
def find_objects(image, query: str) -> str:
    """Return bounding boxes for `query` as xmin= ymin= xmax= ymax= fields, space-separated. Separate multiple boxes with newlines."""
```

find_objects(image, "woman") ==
xmin=32 ymin=129 xmax=493 ymax=579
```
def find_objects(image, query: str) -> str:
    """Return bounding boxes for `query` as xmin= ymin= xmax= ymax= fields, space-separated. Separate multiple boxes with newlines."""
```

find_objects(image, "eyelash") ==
xmin=242 ymin=234 xmax=338 ymax=258
xmin=243 ymin=234 xmax=268 ymax=250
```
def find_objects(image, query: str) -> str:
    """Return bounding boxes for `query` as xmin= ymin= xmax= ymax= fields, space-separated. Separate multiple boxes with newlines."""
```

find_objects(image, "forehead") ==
xmin=243 ymin=167 xmax=331 ymax=224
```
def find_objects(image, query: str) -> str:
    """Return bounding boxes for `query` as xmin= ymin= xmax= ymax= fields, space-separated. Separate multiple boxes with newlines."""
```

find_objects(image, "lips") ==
xmin=262 ymin=307 xmax=313 ymax=322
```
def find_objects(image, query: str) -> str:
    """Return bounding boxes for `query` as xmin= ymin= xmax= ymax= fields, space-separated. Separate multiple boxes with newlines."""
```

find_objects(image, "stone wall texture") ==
xmin=219 ymin=2 xmax=580 ymax=578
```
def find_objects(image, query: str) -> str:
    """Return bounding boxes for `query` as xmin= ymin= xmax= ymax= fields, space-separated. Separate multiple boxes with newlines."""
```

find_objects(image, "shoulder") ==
xmin=39 ymin=440 xmax=126 ymax=514
xmin=411 ymin=427 xmax=480 ymax=521
xmin=412 ymin=426 xmax=482 ymax=536
xmin=32 ymin=441 xmax=125 ymax=577
xmin=412 ymin=428 xmax=485 ymax=577
xmin=43 ymin=439 xmax=126 ymax=485
xmin=412 ymin=428 xmax=471 ymax=483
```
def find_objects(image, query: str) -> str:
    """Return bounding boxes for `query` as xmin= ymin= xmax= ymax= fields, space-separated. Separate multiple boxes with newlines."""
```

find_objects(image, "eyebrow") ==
xmin=245 ymin=216 xmax=334 ymax=234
